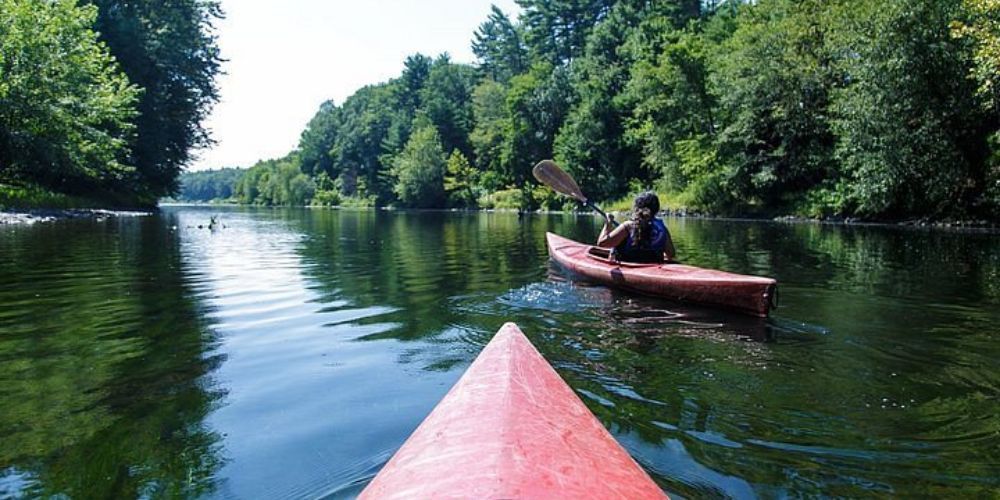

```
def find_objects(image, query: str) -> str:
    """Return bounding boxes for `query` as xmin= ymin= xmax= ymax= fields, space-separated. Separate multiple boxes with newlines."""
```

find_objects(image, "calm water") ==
xmin=1 ymin=207 xmax=998 ymax=498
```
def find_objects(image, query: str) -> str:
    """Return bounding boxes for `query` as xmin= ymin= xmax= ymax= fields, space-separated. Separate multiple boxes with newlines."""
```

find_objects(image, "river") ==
xmin=1 ymin=206 xmax=997 ymax=498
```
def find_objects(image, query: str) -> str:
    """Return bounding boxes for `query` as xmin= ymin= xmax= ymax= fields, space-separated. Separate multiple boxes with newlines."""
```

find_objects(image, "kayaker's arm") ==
xmin=597 ymin=219 xmax=631 ymax=248
xmin=663 ymin=229 xmax=676 ymax=262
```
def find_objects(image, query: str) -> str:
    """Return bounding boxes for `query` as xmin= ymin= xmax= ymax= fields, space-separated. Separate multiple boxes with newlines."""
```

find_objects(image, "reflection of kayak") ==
xmin=547 ymin=232 xmax=777 ymax=317
xmin=360 ymin=323 xmax=668 ymax=499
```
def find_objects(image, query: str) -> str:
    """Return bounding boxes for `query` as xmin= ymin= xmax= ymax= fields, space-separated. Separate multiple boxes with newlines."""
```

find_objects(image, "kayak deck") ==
xmin=546 ymin=232 xmax=777 ymax=317
xmin=360 ymin=323 xmax=667 ymax=499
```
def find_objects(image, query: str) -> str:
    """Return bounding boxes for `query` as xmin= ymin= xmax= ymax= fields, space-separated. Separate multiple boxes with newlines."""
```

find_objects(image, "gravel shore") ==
xmin=0 ymin=208 xmax=152 ymax=225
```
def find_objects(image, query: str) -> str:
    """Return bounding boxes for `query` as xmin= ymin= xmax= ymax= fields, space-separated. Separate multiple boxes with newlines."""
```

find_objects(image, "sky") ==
xmin=190 ymin=0 xmax=522 ymax=171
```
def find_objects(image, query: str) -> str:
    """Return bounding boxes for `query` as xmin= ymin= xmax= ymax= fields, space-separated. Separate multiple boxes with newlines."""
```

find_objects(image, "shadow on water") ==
xmin=0 ymin=215 xmax=226 ymax=498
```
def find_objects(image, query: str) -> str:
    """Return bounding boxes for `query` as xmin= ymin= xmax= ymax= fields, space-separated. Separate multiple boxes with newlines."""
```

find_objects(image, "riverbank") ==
xmin=160 ymin=200 xmax=1000 ymax=233
xmin=0 ymin=208 xmax=152 ymax=225
xmin=1 ymin=184 xmax=153 ymax=225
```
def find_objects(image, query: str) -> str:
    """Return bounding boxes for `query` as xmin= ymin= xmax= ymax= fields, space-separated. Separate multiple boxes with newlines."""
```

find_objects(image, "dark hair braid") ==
xmin=630 ymin=191 xmax=660 ymax=247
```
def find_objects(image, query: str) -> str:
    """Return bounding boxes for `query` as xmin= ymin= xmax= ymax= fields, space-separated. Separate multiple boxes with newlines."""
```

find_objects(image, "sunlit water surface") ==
xmin=1 ymin=207 xmax=998 ymax=498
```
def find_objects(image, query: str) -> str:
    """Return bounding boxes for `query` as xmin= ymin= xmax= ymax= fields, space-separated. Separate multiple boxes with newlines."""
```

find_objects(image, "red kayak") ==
xmin=360 ymin=323 xmax=667 ymax=499
xmin=547 ymin=232 xmax=777 ymax=317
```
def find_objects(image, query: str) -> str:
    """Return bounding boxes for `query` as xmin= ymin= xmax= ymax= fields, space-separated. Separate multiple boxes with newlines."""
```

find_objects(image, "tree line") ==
xmin=0 ymin=0 xmax=221 ymax=207
xmin=198 ymin=0 xmax=999 ymax=220
xmin=15 ymin=0 xmax=994 ymax=219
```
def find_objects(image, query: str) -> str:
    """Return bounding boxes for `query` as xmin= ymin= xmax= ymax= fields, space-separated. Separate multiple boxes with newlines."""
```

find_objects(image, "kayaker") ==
xmin=596 ymin=191 xmax=676 ymax=263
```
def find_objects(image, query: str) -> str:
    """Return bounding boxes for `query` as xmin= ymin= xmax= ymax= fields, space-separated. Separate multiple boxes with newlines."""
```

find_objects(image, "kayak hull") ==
xmin=546 ymin=232 xmax=776 ymax=317
xmin=359 ymin=322 xmax=667 ymax=499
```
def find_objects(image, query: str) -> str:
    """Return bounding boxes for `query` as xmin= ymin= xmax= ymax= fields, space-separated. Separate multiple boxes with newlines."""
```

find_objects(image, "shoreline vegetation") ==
xmin=150 ymin=200 xmax=1000 ymax=232
xmin=4 ymin=1 xmax=999 ymax=225
xmin=0 ymin=0 xmax=221 ymax=208
xmin=175 ymin=0 xmax=1000 ymax=224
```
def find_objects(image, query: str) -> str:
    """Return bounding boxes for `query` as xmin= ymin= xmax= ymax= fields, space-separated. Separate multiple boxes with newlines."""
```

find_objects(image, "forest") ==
xmin=182 ymin=0 xmax=1000 ymax=220
xmin=0 ymin=0 xmax=221 ymax=207
xmin=4 ymin=0 xmax=999 ymax=219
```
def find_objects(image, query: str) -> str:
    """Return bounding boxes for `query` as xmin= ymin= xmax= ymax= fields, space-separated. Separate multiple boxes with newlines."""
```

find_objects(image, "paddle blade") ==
xmin=533 ymin=160 xmax=586 ymax=203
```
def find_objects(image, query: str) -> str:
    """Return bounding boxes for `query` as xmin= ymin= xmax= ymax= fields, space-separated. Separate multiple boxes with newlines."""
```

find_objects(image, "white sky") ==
xmin=190 ymin=0 xmax=522 ymax=171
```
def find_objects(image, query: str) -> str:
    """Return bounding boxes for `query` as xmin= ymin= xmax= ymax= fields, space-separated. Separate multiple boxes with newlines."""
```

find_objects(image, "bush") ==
xmin=391 ymin=123 xmax=446 ymax=207
xmin=338 ymin=195 xmax=378 ymax=208
xmin=478 ymin=187 xmax=527 ymax=209
xmin=311 ymin=189 xmax=340 ymax=207
xmin=0 ymin=184 xmax=102 ymax=210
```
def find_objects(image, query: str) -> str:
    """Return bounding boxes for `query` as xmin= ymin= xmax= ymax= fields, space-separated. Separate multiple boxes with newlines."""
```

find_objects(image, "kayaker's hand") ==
xmin=605 ymin=213 xmax=615 ymax=225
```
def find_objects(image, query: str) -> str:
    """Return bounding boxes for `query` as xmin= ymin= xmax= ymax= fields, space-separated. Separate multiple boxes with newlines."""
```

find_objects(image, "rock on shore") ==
xmin=0 ymin=209 xmax=151 ymax=225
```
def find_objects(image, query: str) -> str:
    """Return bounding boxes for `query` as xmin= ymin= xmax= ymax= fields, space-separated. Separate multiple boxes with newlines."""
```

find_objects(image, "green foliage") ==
xmin=331 ymin=82 xmax=397 ymax=203
xmin=516 ymin=0 xmax=615 ymax=64
xmin=310 ymin=189 xmax=340 ymax=207
xmin=0 ymin=184 xmax=104 ymax=211
xmin=87 ymin=0 xmax=222 ymax=202
xmin=501 ymin=63 xmax=573 ymax=185
xmin=830 ymin=0 xmax=989 ymax=218
xmin=444 ymin=150 xmax=477 ymax=208
xmin=530 ymin=183 xmax=566 ymax=210
xmin=421 ymin=56 xmax=478 ymax=159
xmin=556 ymin=3 xmax=644 ymax=201
xmin=234 ymin=155 xmax=315 ymax=206
xmin=171 ymin=0 xmax=1000 ymax=220
xmin=710 ymin=0 xmax=839 ymax=212
xmin=0 ymin=0 xmax=220 ymax=207
xmin=478 ymin=186 xmax=528 ymax=210
xmin=672 ymin=135 xmax=732 ymax=210
xmin=472 ymin=5 xmax=528 ymax=82
xmin=953 ymin=0 xmax=1000 ymax=115
xmin=470 ymin=80 xmax=509 ymax=177
xmin=987 ymin=132 xmax=1000 ymax=212
xmin=391 ymin=122 xmax=447 ymax=207
xmin=176 ymin=168 xmax=244 ymax=202
xmin=298 ymin=100 xmax=341 ymax=177
xmin=0 ymin=0 xmax=139 ymax=197
xmin=309 ymin=171 xmax=339 ymax=206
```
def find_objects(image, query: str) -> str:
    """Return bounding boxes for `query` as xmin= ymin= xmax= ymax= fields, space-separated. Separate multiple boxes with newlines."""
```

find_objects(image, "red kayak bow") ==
xmin=360 ymin=322 xmax=667 ymax=499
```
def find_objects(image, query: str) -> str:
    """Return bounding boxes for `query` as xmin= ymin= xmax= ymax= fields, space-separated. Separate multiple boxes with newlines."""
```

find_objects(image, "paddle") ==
xmin=532 ymin=160 xmax=614 ymax=224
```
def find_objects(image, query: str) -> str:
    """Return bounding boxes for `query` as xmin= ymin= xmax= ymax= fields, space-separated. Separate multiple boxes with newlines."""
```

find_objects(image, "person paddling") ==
xmin=596 ymin=191 xmax=676 ymax=263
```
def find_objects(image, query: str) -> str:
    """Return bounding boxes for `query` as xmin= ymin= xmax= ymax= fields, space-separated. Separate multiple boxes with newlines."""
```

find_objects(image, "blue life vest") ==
xmin=615 ymin=218 xmax=668 ymax=263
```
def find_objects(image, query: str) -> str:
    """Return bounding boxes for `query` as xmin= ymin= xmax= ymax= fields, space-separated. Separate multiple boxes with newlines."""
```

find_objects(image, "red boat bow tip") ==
xmin=360 ymin=322 xmax=667 ymax=499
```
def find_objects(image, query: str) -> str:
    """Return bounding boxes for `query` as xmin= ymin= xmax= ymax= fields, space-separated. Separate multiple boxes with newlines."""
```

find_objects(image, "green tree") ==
xmin=556 ymin=3 xmax=644 ymax=201
xmin=233 ymin=154 xmax=314 ymax=206
xmin=711 ymin=0 xmax=839 ymax=212
xmin=501 ymin=63 xmax=574 ymax=185
xmin=311 ymin=171 xmax=340 ymax=206
xmin=176 ymin=167 xmax=245 ymax=201
xmin=298 ymin=100 xmax=341 ymax=177
xmin=954 ymin=0 xmax=1000 ymax=214
xmin=830 ymin=0 xmax=991 ymax=217
xmin=330 ymin=83 xmax=396 ymax=201
xmin=445 ymin=149 xmax=478 ymax=207
xmin=472 ymin=5 xmax=528 ymax=82
xmin=0 ymin=0 xmax=139 ymax=197
xmin=396 ymin=54 xmax=432 ymax=112
xmin=624 ymin=28 xmax=721 ymax=200
xmin=87 ymin=0 xmax=223 ymax=202
xmin=516 ymin=0 xmax=615 ymax=64
xmin=953 ymin=0 xmax=1000 ymax=116
xmin=470 ymin=79 xmax=509 ymax=184
xmin=391 ymin=121 xmax=447 ymax=207
xmin=420 ymin=55 xmax=478 ymax=160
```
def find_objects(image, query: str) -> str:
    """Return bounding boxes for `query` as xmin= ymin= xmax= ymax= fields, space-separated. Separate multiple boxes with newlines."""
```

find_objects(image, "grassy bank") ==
xmin=0 ymin=184 xmax=106 ymax=211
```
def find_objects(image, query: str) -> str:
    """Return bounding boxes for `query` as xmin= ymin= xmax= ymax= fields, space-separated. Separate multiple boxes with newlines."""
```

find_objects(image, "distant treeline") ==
xmin=196 ymin=0 xmax=1000 ymax=220
xmin=0 ymin=0 xmax=221 ymax=207
xmin=173 ymin=168 xmax=244 ymax=203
